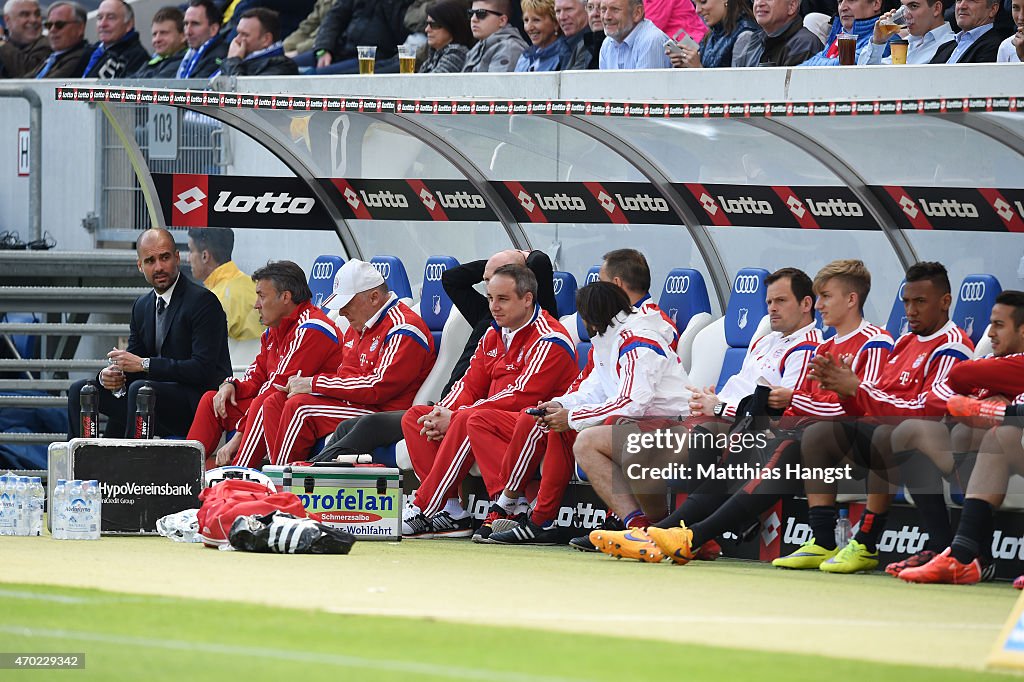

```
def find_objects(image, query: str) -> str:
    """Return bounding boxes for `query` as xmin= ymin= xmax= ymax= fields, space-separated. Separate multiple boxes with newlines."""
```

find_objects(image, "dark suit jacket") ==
xmin=930 ymin=24 xmax=1007 ymax=63
xmin=124 ymin=273 xmax=231 ymax=401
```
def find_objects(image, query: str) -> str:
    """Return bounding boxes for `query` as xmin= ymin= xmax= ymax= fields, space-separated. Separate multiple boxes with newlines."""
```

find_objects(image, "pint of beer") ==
xmin=398 ymin=44 xmax=417 ymax=74
xmin=837 ymin=33 xmax=857 ymax=65
xmin=889 ymin=37 xmax=909 ymax=64
xmin=357 ymin=45 xmax=377 ymax=74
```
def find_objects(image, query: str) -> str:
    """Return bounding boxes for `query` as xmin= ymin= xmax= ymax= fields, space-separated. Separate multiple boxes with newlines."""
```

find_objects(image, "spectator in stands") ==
xmin=858 ymin=0 xmax=954 ymax=64
xmin=667 ymin=0 xmax=758 ymax=67
xmin=81 ymin=0 xmax=148 ymax=78
xmin=186 ymin=228 xmax=262 ymax=342
xmin=645 ymin=0 xmax=709 ymax=43
xmin=67 ymin=228 xmax=230 ymax=439
xmin=178 ymin=0 xmax=227 ymax=78
xmin=557 ymin=0 xmax=593 ymax=69
xmin=419 ymin=0 xmax=474 ymax=73
xmin=282 ymin=0 xmax=332 ymax=68
xmin=0 ymin=0 xmax=49 ymax=78
xmin=801 ymin=0 xmax=885 ymax=65
xmin=188 ymin=261 xmax=344 ymax=467
xmin=28 ymin=1 xmax=87 ymax=78
xmin=930 ymin=0 xmax=1008 ymax=61
xmin=734 ymin=0 xmax=824 ymax=65
xmin=898 ymin=291 xmax=1024 ymax=585
xmin=217 ymin=7 xmax=297 ymax=75
xmin=313 ymin=0 xmax=410 ymax=74
xmin=132 ymin=6 xmax=187 ymax=78
xmin=581 ymin=0 xmax=605 ymax=66
xmin=599 ymin=0 xmax=673 ymax=68
xmin=516 ymin=0 xmax=567 ymax=70
xmin=252 ymin=259 xmax=436 ymax=467
xmin=996 ymin=0 xmax=1022 ymax=59
xmin=219 ymin=0 xmax=316 ymax=43
xmin=462 ymin=0 xmax=528 ymax=71
xmin=401 ymin=265 xmax=578 ymax=538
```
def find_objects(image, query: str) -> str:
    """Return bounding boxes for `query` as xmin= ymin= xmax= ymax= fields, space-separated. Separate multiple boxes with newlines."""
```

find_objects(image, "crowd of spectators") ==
xmin=1 ymin=0 xmax=1017 ymax=79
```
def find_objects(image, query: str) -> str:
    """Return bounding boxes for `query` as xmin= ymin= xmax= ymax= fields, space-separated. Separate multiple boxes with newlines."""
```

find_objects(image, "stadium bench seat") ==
xmin=885 ymin=279 xmax=909 ymax=339
xmin=370 ymin=255 xmax=414 ymax=302
xmin=552 ymin=271 xmax=578 ymax=318
xmin=308 ymin=254 xmax=345 ymax=313
xmin=951 ymin=274 xmax=1001 ymax=346
xmin=657 ymin=268 xmax=713 ymax=372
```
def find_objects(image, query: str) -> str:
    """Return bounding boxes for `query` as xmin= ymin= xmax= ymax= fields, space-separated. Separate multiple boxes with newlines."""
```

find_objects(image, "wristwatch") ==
xmin=712 ymin=402 xmax=726 ymax=418
xmin=141 ymin=357 xmax=151 ymax=373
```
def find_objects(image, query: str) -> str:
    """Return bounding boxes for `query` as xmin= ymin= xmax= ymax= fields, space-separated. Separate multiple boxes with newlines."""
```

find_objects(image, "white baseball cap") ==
xmin=322 ymin=259 xmax=385 ymax=311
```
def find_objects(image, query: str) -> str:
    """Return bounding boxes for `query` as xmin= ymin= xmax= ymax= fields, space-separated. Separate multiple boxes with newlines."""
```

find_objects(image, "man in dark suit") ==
xmin=930 ymin=0 xmax=1007 ymax=61
xmin=68 ymin=228 xmax=231 ymax=439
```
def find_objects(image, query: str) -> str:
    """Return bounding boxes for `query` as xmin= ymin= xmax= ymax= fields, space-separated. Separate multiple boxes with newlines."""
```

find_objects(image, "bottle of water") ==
xmin=835 ymin=508 xmax=852 ymax=548
xmin=0 ymin=474 xmax=10 ymax=536
xmin=13 ymin=477 xmax=29 ymax=536
xmin=51 ymin=479 xmax=67 ymax=539
xmin=66 ymin=480 xmax=86 ymax=540
xmin=86 ymin=480 xmax=101 ymax=540
xmin=29 ymin=477 xmax=45 ymax=537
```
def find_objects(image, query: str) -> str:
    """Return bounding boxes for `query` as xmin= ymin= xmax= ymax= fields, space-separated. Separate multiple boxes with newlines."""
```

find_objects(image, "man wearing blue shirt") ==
xmin=858 ymin=0 xmax=954 ymax=64
xmin=930 ymin=0 xmax=1006 ymax=62
xmin=598 ymin=0 xmax=672 ymax=69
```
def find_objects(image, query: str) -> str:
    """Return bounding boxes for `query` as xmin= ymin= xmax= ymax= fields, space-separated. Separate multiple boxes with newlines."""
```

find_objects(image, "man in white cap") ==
xmin=259 ymin=258 xmax=436 ymax=465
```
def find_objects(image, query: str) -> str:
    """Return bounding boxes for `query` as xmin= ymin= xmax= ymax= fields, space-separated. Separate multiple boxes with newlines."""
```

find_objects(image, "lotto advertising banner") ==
xmin=874 ymin=186 xmax=1024 ymax=232
xmin=679 ymin=183 xmax=879 ymax=229
xmin=494 ymin=180 xmax=684 ymax=225
xmin=323 ymin=178 xmax=497 ymax=222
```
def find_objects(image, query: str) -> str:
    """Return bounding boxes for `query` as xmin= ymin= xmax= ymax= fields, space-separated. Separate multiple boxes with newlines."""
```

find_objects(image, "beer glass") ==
xmin=398 ymin=44 xmax=417 ymax=74
xmin=357 ymin=45 xmax=377 ymax=74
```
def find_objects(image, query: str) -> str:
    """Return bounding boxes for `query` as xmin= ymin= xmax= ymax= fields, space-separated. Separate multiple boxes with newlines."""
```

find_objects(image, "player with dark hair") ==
xmin=900 ymin=290 xmax=1024 ymax=584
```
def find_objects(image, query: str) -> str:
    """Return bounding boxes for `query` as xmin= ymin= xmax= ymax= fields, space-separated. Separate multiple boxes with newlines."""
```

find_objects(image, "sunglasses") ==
xmin=466 ymin=8 xmax=504 ymax=19
xmin=44 ymin=20 xmax=81 ymax=30
xmin=425 ymin=19 xmax=444 ymax=29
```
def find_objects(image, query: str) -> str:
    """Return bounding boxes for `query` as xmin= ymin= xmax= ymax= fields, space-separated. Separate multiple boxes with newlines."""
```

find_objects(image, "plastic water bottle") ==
xmin=80 ymin=382 xmax=99 ymax=438
xmin=66 ymin=480 xmax=87 ymax=540
xmin=835 ymin=508 xmax=852 ymax=548
xmin=29 ymin=477 xmax=45 ymax=537
xmin=51 ymin=479 xmax=67 ymax=539
xmin=86 ymin=480 xmax=101 ymax=540
xmin=13 ymin=477 xmax=29 ymax=536
xmin=0 ymin=474 xmax=10 ymax=536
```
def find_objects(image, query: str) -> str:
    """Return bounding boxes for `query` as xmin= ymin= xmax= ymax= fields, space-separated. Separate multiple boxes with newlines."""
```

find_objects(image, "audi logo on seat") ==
xmin=373 ymin=262 xmax=392 ymax=279
xmin=424 ymin=263 xmax=447 ymax=282
xmin=310 ymin=261 xmax=336 ymax=280
xmin=733 ymin=275 xmax=760 ymax=294
xmin=959 ymin=281 xmax=986 ymax=302
xmin=664 ymin=275 xmax=690 ymax=295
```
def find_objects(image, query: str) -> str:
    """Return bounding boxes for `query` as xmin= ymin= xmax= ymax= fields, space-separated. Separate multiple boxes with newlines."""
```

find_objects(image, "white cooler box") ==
xmin=48 ymin=438 xmax=204 ymax=535
xmin=264 ymin=464 xmax=401 ymax=541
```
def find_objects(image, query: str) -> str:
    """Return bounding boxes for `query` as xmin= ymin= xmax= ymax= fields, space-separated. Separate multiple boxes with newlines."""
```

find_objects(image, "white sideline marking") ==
xmin=0 ymin=625 xmax=587 ymax=682
xmin=0 ymin=588 xmax=171 ymax=606
xmin=325 ymin=606 xmax=1002 ymax=632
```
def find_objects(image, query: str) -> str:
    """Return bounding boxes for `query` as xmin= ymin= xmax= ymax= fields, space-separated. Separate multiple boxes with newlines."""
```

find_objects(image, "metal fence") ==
xmin=97 ymin=103 xmax=231 ymax=242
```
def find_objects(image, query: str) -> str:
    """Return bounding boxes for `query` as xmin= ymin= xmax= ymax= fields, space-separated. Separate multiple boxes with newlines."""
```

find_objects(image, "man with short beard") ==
xmin=0 ymin=0 xmax=49 ymax=77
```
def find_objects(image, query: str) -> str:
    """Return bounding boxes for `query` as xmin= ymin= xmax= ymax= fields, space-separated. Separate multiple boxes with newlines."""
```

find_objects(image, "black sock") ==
xmin=950 ymin=498 xmax=993 ymax=564
xmin=689 ymin=492 xmax=777 ymax=548
xmin=809 ymin=505 xmax=838 ymax=550
xmin=916 ymin=494 xmax=952 ymax=552
xmin=895 ymin=449 xmax=951 ymax=553
xmin=853 ymin=510 xmax=887 ymax=552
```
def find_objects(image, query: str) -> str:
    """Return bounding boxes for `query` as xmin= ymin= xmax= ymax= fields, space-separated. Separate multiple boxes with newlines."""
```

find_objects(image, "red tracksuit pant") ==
xmin=255 ymin=391 xmax=374 ymax=466
xmin=188 ymin=390 xmax=276 ymax=467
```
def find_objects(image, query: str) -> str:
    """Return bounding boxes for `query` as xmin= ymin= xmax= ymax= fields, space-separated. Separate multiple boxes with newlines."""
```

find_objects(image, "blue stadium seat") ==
xmin=885 ymin=279 xmax=908 ymax=339
xmin=583 ymin=265 xmax=601 ymax=286
xmin=815 ymin=310 xmax=836 ymax=340
xmin=1 ymin=313 xmax=41 ymax=359
xmin=552 ymin=271 xmax=579 ymax=318
xmin=307 ymin=255 xmax=344 ymax=312
xmin=657 ymin=268 xmax=714 ymax=371
xmin=952 ymin=274 xmax=1001 ymax=345
xmin=571 ymin=265 xmax=603 ymax=370
xmin=370 ymin=255 xmax=413 ymax=300
xmin=419 ymin=255 xmax=460 ymax=349
xmin=717 ymin=268 xmax=770 ymax=391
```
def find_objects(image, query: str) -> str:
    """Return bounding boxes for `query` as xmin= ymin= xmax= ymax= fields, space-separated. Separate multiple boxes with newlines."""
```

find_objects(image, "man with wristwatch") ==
xmin=66 ymin=228 xmax=231 ymax=439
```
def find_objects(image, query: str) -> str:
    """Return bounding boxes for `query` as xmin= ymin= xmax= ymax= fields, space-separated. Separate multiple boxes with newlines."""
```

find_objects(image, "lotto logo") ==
xmin=419 ymin=187 xmax=437 ymax=211
xmin=663 ymin=275 xmax=690 ymax=295
xmin=174 ymin=187 xmax=206 ymax=214
xmin=959 ymin=281 xmax=986 ymax=302
xmin=343 ymin=187 xmax=361 ymax=210
xmin=786 ymin=196 xmax=806 ymax=219
xmin=699 ymin=193 xmax=719 ymax=216
xmin=898 ymin=195 xmax=919 ymax=219
xmin=424 ymin=263 xmax=446 ymax=282
xmin=310 ymin=261 xmax=336 ymax=280
xmin=761 ymin=511 xmax=781 ymax=545
xmin=993 ymin=198 xmax=1015 ymax=222
xmin=597 ymin=191 xmax=617 ymax=214
xmin=517 ymin=190 xmax=536 ymax=213
xmin=733 ymin=274 xmax=760 ymax=294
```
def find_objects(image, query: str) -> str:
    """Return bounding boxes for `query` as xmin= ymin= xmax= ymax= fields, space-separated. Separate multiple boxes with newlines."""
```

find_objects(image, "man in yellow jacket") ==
xmin=187 ymin=227 xmax=263 ymax=341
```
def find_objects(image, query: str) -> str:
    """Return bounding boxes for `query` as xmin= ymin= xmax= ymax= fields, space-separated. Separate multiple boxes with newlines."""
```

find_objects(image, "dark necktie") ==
xmin=155 ymin=296 xmax=167 ymax=356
